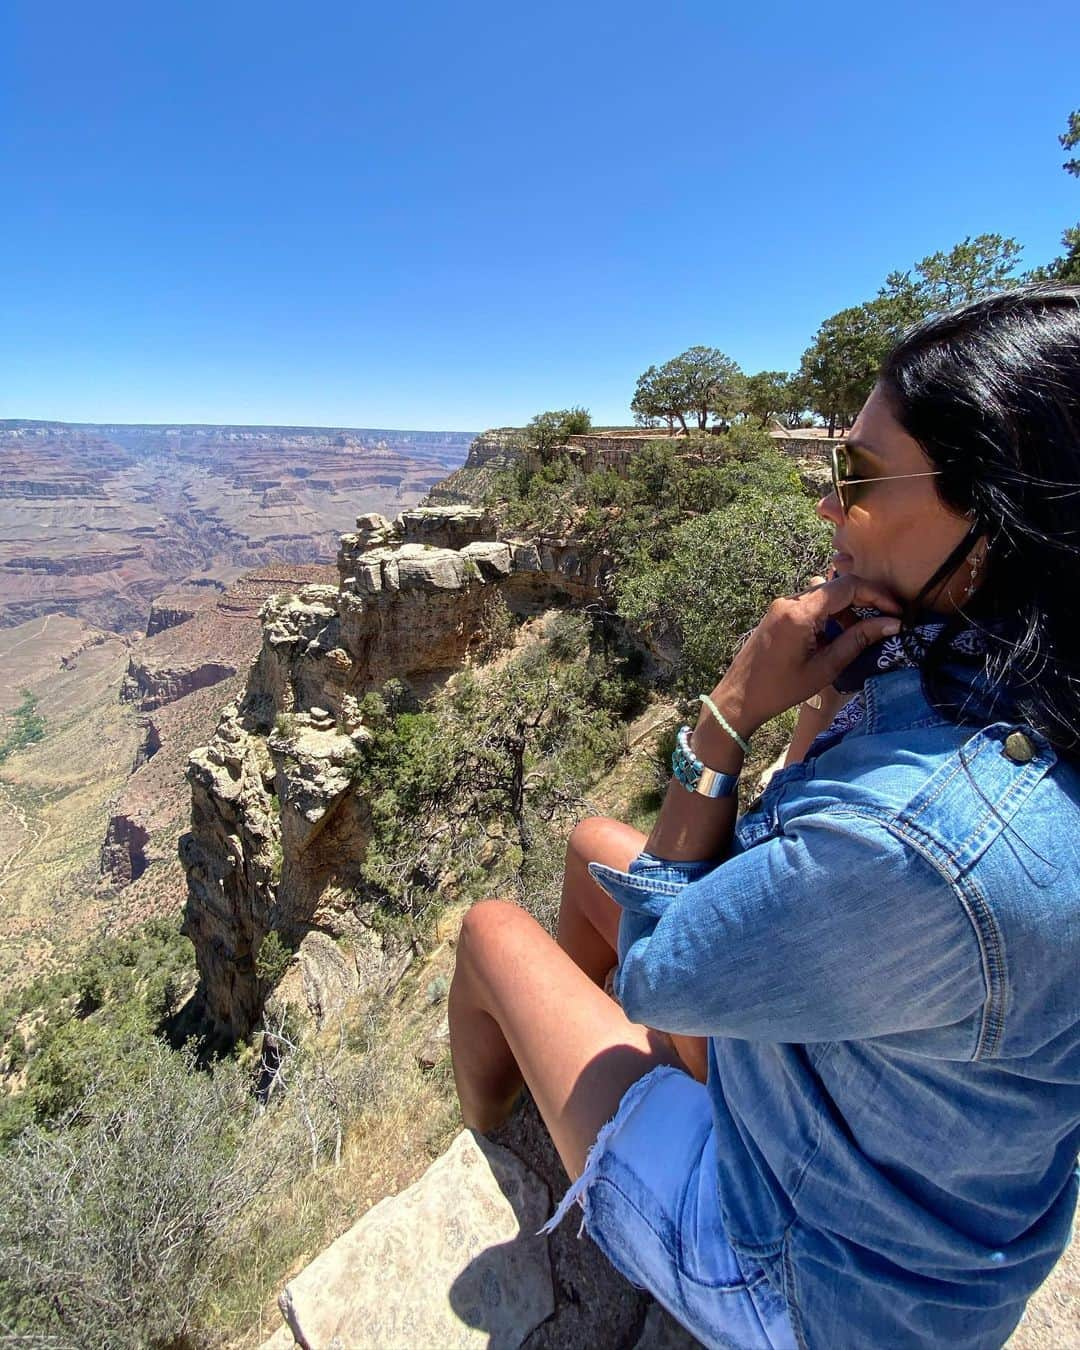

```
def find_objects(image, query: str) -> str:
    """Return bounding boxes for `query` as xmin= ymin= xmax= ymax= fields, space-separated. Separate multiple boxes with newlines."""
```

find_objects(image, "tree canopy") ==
xmin=798 ymin=300 xmax=897 ymax=436
xmin=523 ymin=407 xmax=592 ymax=462
xmin=795 ymin=233 xmax=1024 ymax=433
xmin=743 ymin=370 xmax=801 ymax=429
xmin=1061 ymin=109 xmax=1080 ymax=178
xmin=632 ymin=347 xmax=745 ymax=433
xmin=1029 ymin=110 xmax=1080 ymax=284
xmin=879 ymin=234 xmax=1023 ymax=321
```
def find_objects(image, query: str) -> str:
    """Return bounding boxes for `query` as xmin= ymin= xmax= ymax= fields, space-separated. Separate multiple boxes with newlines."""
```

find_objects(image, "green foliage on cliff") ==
xmin=0 ymin=689 xmax=46 ymax=764
xmin=0 ymin=919 xmax=397 ymax=1346
xmin=350 ymin=613 xmax=635 ymax=931
xmin=0 ymin=1042 xmax=257 ymax=1347
xmin=483 ymin=421 xmax=827 ymax=701
xmin=0 ymin=917 xmax=196 ymax=1141
xmin=491 ymin=423 xmax=805 ymax=558
xmin=524 ymin=406 xmax=592 ymax=462
xmin=617 ymin=491 xmax=829 ymax=696
xmin=256 ymin=929 xmax=293 ymax=986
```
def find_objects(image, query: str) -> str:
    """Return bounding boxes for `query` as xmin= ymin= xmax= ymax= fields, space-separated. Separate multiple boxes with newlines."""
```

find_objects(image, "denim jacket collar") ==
xmin=852 ymin=665 xmax=1025 ymax=739
xmin=860 ymin=667 xmax=949 ymax=735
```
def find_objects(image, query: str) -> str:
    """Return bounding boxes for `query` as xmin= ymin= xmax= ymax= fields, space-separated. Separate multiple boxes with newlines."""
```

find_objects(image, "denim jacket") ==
xmin=590 ymin=668 xmax=1080 ymax=1350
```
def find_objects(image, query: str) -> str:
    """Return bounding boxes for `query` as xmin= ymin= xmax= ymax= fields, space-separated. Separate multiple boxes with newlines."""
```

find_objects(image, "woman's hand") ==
xmin=704 ymin=574 xmax=902 ymax=741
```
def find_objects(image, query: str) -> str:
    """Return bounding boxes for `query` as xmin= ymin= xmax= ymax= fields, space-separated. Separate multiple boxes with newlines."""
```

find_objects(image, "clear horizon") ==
xmin=4 ymin=0 xmax=1078 ymax=431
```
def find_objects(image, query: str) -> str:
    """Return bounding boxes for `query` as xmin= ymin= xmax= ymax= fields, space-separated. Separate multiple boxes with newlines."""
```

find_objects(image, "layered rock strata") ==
xmin=121 ymin=657 xmax=239 ymax=712
xmin=0 ymin=419 xmax=472 ymax=631
xmin=422 ymin=428 xmax=522 ymax=504
xmin=145 ymin=587 xmax=220 ymax=637
xmin=181 ymin=510 xmax=611 ymax=1041
xmin=99 ymin=567 xmax=336 ymax=897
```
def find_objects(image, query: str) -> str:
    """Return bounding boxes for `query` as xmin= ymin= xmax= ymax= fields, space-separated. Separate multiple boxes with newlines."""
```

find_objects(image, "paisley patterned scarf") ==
xmin=823 ymin=610 xmax=995 ymax=737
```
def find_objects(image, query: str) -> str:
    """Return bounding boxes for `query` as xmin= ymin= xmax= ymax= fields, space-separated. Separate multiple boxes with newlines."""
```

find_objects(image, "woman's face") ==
xmin=816 ymin=383 xmax=975 ymax=610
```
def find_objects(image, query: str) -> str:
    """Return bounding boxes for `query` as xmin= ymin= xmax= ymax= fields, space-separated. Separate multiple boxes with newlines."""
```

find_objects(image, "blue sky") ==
xmin=3 ymin=0 xmax=1077 ymax=431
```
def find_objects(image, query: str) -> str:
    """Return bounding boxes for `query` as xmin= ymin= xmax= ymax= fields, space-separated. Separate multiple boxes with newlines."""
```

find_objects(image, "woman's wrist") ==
xmin=704 ymin=680 xmax=760 ymax=741
xmin=691 ymin=693 xmax=749 ymax=775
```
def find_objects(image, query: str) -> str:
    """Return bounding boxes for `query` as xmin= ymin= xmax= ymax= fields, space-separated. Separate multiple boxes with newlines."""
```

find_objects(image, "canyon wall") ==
xmin=0 ymin=420 xmax=472 ymax=633
xmin=180 ymin=506 xmax=609 ymax=1041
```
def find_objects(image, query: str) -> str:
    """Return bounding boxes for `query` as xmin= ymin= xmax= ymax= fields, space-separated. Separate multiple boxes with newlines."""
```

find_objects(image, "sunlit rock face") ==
xmin=181 ymin=506 xmax=610 ymax=1042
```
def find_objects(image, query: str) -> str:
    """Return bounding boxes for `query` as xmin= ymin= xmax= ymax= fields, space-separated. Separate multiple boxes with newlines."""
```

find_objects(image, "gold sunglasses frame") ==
xmin=830 ymin=443 xmax=942 ymax=517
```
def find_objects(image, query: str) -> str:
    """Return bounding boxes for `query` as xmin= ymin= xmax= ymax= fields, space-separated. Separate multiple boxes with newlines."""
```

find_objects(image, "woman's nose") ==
xmin=816 ymin=492 xmax=842 ymax=525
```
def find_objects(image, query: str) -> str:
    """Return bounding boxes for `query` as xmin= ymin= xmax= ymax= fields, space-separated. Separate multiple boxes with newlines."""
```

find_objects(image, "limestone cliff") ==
xmin=181 ymin=506 xmax=610 ymax=1042
xmin=423 ymin=428 xmax=522 ymax=504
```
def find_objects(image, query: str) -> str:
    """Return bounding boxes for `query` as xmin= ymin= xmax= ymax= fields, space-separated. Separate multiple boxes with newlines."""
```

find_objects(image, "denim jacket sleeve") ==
xmin=588 ymin=811 xmax=986 ymax=1042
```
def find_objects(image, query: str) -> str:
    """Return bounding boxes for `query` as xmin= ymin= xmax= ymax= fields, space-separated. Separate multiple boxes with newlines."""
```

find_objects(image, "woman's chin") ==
xmin=830 ymin=552 xmax=855 ymax=575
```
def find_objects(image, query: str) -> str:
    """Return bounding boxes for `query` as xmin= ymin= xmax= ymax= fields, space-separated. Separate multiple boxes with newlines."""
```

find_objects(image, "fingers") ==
xmin=801 ymin=572 xmax=902 ymax=619
xmin=810 ymin=613 xmax=902 ymax=685
xmin=796 ymin=566 xmax=834 ymax=597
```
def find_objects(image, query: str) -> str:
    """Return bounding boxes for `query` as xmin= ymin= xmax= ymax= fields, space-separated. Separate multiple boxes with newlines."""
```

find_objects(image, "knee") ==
xmin=566 ymin=815 xmax=619 ymax=870
xmin=456 ymin=898 xmax=525 ymax=971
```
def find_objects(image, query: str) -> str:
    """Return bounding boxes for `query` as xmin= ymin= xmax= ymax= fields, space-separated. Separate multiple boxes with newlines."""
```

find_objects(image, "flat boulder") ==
xmin=461 ymin=540 xmax=513 ymax=580
xmin=389 ymin=544 xmax=471 ymax=593
xmin=270 ymin=1129 xmax=553 ymax=1349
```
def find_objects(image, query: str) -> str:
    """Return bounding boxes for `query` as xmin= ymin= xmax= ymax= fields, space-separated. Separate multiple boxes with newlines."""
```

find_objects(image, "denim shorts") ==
xmin=541 ymin=1065 xmax=796 ymax=1350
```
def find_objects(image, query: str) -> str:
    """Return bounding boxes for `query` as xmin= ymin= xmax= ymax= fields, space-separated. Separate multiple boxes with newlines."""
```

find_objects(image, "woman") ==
xmin=448 ymin=285 xmax=1080 ymax=1349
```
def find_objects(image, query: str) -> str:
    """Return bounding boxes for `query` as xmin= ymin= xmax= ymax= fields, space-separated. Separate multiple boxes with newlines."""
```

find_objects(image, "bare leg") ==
xmin=555 ymin=816 xmax=709 ymax=1084
xmin=556 ymin=816 xmax=646 ymax=984
xmin=449 ymin=898 xmax=685 ymax=1177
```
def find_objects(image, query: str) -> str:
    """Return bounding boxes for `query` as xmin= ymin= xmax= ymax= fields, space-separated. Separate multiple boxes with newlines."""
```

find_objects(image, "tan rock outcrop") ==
xmin=181 ymin=703 xmax=283 ymax=1039
xmin=100 ymin=813 xmax=151 ymax=886
xmin=270 ymin=1130 xmax=554 ymax=1350
xmin=182 ymin=508 xmax=610 ymax=1040
xmin=397 ymin=504 xmax=497 ymax=550
xmin=263 ymin=928 xmax=362 ymax=1038
xmin=260 ymin=1096 xmax=702 ymax=1350
xmin=121 ymin=656 xmax=238 ymax=711
xmin=145 ymin=587 xmax=219 ymax=637
xmin=421 ymin=429 xmax=522 ymax=504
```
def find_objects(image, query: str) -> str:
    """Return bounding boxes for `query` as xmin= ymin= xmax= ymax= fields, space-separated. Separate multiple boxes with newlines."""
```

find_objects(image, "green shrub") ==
xmin=273 ymin=711 xmax=298 ymax=738
xmin=268 ymin=834 xmax=284 ymax=885
xmin=255 ymin=930 xmax=293 ymax=987
xmin=348 ymin=630 xmax=631 ymax=929
xmin=617 ymin=489 xmax=829 ymax=695
xmin=543 ymin=610 xmax=591 ymax=662
xmin=0 ymin=1042 xmax=276 ymax=1349
xmin=0 ymin=690 xmax=46 ymax=763
xmin=0 ymin=918 xmax=198 ymax=1134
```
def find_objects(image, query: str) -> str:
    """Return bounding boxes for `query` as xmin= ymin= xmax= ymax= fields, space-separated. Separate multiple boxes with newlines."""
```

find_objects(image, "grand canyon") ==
xmin=0 ymin=420 xmax=472 ymax=984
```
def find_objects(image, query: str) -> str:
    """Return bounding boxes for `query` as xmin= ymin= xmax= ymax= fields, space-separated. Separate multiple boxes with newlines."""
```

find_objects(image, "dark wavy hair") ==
xmin=878 ymin=283 xmax=1080 ymax=755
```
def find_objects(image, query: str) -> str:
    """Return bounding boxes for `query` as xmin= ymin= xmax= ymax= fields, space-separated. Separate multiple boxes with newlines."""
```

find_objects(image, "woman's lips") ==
xmin=831 ymin=550 xmax=853 ymax=566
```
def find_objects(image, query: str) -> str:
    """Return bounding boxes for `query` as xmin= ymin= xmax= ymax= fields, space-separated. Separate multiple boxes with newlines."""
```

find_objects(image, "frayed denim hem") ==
xmin=537 ymin=1064 xmax=690 ymax=1239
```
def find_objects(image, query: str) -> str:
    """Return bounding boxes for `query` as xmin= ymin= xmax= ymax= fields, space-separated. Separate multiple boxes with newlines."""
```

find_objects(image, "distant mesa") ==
xmin=0 ymin=418 xmax=474 ymax=635
xmin=145 ymin=588 xmax=219 ymax=637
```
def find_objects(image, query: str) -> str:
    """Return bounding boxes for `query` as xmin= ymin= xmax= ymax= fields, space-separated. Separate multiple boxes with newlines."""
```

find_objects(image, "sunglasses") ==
xmin=830 ymin=443 xmax=942 ymax=517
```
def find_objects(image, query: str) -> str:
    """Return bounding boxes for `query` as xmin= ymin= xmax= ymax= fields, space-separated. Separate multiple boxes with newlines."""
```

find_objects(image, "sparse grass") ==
xmin=0 ymin=651 xmax=142 ymax=992
xmin=0 ymin=691 xmax=46 ymax=765
xmin=204 ymin=972 xmax=464 ymax=1345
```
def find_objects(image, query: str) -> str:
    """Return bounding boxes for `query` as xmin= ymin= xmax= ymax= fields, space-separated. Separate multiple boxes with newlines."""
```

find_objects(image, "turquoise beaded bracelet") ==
xmin=696 ymin=693 xmax=751 ymax=755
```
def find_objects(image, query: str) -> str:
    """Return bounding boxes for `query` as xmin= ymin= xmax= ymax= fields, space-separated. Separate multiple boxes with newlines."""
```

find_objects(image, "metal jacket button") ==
xmin=1003 ymin=731 xmax=1037 ymax=764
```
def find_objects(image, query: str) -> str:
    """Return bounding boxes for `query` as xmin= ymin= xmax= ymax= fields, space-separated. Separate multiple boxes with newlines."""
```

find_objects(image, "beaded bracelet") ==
xmin=696 ymin=693 xmax=751 ymax=756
